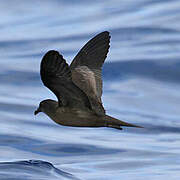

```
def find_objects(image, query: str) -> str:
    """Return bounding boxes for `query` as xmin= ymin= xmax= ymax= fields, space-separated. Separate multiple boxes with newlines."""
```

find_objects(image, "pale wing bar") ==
xmin=70 ymin=31 xmax=110 ymax=99
xmin=70 ymin=31 xmax=110 ymax=115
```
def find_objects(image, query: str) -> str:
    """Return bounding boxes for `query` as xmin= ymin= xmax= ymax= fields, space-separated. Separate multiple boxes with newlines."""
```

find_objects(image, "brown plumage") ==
xmin=34 ymin=31 xmax=142 ymax=130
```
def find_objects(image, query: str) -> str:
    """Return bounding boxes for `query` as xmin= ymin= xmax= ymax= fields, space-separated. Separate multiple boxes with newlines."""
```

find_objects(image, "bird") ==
xmin=34 ymin=31 xmax=142 ymax=130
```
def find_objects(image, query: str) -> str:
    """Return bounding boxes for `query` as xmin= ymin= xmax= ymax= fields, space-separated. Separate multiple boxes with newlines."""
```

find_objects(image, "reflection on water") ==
xmin=0 ymin=0 xmax=180 ymax=179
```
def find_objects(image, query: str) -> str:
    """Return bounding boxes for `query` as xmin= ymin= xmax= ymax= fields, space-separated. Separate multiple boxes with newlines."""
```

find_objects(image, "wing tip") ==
xmin=99 ymin=31 xmax=111 ymax=39
xmin=101 ymin=30 xmax=110 ymax=34
xmin=41 ymin=50 xmax=65 ymax=66
xmin=40 ymin=49 xmax=70 ymax=80
xmin=42 ymin=50 xmax=62 ymax=59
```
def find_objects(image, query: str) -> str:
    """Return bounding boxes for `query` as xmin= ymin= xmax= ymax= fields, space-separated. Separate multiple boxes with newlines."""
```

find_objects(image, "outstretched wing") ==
xmin=40 ymin=50 xmax=91 ymax=109
xmin=70 ymin=31 xmax=110 ymax=115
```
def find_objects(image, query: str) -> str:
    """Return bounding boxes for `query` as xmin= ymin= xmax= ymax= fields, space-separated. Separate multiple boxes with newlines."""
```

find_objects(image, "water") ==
xmin=0 ymin=0 xmax=180 ymax=179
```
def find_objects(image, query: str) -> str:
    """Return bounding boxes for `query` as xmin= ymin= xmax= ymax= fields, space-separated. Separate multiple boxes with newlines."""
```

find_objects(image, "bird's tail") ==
xmin=104 ymin=115 xmax=143 ymax=130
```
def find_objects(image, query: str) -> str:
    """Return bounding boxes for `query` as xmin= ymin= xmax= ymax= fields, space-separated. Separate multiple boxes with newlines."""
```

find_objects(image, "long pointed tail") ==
xmin=104 ymin=115 xmax=143 ymax=129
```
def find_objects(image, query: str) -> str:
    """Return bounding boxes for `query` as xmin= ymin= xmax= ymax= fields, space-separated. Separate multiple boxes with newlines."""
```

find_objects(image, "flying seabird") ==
xmin=34 ymin=31 xmax=142 ymax=130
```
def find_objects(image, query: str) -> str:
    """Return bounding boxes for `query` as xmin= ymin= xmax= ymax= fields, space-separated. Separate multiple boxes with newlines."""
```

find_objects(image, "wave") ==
xmin=0 ymin=160 xmax=80 ymax=180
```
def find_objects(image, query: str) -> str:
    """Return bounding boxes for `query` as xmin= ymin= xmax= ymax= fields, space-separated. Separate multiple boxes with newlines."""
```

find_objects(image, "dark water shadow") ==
xmin=0 ymin=70 xmax=39 ymax=86
xmin=0 ymin=102 xmax=35 ymax=114
xmin=130 ymin=124 xmax=180 ymax=135
xmin=2 ymin=58 xmax=180 ymax=87
xmin=103 ymin=59 xmax=180 ymax=84
xmin=0 ymin=134 xmax=42 ymax=146
xmin=26 ymin=143 xmax=122 ymax=157
xmin=0 ymin=133 xmax=122 ymax=157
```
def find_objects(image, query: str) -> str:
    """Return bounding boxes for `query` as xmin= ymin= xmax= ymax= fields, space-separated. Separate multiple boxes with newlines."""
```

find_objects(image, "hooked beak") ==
xmin=34 ymin=107 xmax=41 ymax=115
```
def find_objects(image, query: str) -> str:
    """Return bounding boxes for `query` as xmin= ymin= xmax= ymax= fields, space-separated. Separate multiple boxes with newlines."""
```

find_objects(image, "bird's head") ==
xmin=34 ymin=99 xmax=57 ymax=115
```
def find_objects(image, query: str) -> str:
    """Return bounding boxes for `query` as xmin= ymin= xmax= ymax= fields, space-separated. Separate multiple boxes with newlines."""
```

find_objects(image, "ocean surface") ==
xmin=0 ymin=0 xmax=180 ymax=179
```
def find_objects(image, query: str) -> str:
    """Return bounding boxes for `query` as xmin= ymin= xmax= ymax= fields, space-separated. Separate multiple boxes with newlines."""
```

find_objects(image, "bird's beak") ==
xmin=34 ymin=107 xmax=41 ymax=115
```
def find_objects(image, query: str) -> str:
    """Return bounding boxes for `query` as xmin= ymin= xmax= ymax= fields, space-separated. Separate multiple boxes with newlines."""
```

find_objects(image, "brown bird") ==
xmin=34 ymin=31 xmax=142 ymax=130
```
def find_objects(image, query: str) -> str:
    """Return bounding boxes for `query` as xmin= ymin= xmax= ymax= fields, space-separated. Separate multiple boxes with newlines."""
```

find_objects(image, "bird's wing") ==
xmin=40 ymin=50 xmax=91 ymax=109
xmin=70 ymin=31 xmax=110 ymax=115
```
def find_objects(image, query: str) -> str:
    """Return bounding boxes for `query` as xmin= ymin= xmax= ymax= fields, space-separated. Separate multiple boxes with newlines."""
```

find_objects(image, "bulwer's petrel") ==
xmin=34 ymin=31 xmax=142 ymax=130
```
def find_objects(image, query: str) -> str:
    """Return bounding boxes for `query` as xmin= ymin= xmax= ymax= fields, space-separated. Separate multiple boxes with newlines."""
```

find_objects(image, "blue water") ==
xmin=0 ymin=0 xmax=180 ymax=179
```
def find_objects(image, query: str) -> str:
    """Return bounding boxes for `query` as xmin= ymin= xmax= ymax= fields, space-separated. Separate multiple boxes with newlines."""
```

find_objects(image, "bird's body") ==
xmin=35 ymin=31 xmax=142 ymax=130
xmin=40 ymin=99 xmax=137 ymax=129
xmin=43 ymin=102 xmax=105 ymax=127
